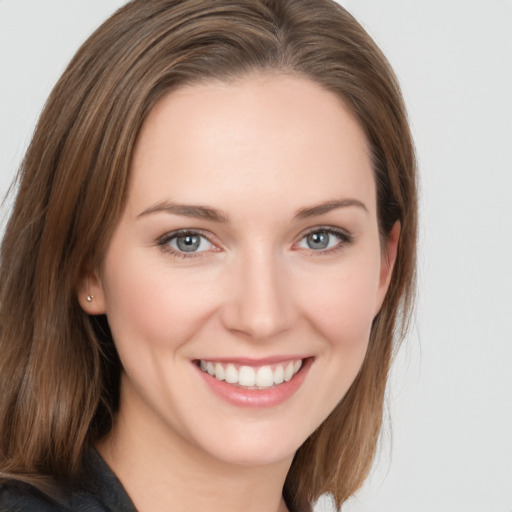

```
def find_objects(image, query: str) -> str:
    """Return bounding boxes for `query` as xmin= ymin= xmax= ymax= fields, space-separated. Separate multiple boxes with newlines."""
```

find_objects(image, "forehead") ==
xmin=127 ymin=73 xmax=376 ymax=218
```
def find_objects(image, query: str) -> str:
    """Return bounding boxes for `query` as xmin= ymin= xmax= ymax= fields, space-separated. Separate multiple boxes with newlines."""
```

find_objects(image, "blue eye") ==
xmin=160 ymin=231 xmax=214 ymax=256
xmin=297 ymin=229 xmax=351 ymax=252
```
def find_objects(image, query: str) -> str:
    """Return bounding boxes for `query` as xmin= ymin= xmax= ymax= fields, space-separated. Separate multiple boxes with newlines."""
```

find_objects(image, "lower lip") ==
xmin=195 ymin=358 xmax=313 ymax=408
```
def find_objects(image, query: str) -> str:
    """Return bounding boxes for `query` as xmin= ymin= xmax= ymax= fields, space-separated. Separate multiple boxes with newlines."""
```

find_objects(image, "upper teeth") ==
xmin=199 ymin=359 xmax=303 ymax=389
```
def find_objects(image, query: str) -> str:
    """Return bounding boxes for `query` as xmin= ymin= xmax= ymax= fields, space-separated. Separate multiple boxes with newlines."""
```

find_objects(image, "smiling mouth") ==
xmin=197 ymin=359 xmax=305 ymax=390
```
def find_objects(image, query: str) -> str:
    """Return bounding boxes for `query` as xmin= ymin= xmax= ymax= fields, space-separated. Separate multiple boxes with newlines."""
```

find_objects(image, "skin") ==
xmin=79 ymin=73 xmax=399 ymax=512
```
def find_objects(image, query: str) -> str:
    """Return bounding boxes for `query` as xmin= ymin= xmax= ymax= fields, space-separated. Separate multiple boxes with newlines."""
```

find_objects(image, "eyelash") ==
xmin=157 ymin=226 xmax=354 ymax=259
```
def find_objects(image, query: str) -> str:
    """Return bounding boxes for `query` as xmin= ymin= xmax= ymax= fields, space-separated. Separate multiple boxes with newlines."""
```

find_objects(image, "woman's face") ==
xmin=82 ymin=74 xmax=397 ymax=467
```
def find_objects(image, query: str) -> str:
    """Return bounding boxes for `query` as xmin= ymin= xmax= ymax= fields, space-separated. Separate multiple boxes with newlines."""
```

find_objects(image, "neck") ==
xmin=97 ymin=378 xmax=293 ymax=512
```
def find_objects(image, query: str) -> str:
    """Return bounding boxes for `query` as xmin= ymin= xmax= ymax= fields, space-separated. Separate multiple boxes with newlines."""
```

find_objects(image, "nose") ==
xmin=220 ymin=247 xmax=296 ymax=340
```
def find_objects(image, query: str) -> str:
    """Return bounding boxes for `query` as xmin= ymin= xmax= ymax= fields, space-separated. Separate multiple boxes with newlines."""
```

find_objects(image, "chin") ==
xmin=186 ymin=421 xmax=307 ymax=468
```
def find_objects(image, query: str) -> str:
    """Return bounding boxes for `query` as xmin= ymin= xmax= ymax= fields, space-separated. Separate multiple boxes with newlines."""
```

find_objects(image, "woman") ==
xmin=0 ymin=0 xmax=417 ymax=511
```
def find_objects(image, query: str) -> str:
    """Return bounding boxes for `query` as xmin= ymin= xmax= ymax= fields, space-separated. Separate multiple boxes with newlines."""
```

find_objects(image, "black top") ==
xmin=0 ymin=450 xmax=138 ymax=512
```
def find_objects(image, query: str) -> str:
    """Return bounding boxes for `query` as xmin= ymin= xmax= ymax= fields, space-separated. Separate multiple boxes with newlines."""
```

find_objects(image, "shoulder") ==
xmin=0 ymin=481 xmax=67 ymax=511
xmin=0 ymin=475 xmax=115 ymax=512
xmin=0 ymin=449 xmax=137 ymax=512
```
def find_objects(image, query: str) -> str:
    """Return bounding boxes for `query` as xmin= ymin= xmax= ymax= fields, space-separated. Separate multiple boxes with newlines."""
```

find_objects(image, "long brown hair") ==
xmin=0 ymin=0 xmax=417 ymax=509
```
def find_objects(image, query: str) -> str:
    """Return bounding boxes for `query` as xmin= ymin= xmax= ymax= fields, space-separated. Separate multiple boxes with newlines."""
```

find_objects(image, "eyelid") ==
xmin=299 ymin=225 xmax=352 ymax=238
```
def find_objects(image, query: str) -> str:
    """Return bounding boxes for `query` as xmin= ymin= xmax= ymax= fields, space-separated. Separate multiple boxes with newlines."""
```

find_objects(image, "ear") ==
xmin=375 ymin=221 xmax=400 ymax=315
xmin=76 ymin=266 xmax=107 ymax=315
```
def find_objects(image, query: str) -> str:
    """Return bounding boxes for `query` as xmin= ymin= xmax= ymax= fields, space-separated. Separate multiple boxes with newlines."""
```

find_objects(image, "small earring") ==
xmin=86 ymin=295 xmax=94 ymax=302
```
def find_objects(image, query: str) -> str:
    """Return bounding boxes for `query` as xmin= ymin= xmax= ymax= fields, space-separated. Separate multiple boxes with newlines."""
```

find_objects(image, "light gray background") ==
xmin=1 ymin=1 xmax=511 ymax=511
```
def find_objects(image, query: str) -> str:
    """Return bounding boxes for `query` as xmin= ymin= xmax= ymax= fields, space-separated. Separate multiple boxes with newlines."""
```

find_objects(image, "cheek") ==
xmin=299 ymin=257 xmax=381 ymax=351
xmin=101 ymin=251 xmax=221 ymax=351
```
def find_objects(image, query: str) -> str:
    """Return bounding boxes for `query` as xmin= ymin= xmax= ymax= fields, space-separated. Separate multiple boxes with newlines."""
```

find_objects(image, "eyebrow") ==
xmin=137 ymin=198 xmax=368 ymax=223
xmin=293 ymin=199 xmax=368 ymax=219
xmin=137 ymin=202 xmax=229 ymax=223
